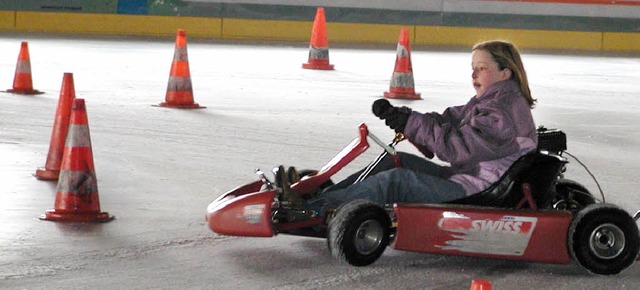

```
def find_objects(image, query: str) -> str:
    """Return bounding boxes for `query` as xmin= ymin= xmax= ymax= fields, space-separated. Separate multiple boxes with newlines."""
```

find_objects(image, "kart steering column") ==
xmin=354 ymin=132 xmax=405 ymax=184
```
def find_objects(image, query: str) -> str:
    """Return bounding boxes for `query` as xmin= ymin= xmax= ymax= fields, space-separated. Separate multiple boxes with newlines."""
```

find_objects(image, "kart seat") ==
xmin=447 ymin=151 xmax=566 ymax=208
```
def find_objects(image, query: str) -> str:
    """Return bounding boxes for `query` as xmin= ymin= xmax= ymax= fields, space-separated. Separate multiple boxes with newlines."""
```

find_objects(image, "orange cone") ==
xmin=384 ymin=28 xmax=421 ymax=100
xmin=41 ymin=98 xmax=114 ymax=223
xmin=302 ymin=7 xmax=334 ymax=70
xmin=470 ymin=279 xmax=492 ymax=290
xmin=157 ymin=29 xmax=205 ymax=109
xmin=5 ymin=42 xmax=43 ymax=95
xmin=35 ymin=73 xmax=76 ymax=180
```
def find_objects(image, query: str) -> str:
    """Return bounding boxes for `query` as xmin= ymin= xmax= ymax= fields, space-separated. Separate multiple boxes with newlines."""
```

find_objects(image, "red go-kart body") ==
xmin=206 ymin=123 xmax=640 ymax=275
xmin=207 ymin=186 xmax=573 ymax=264
xmin=393 ymin=204 xmax=572 ymax=264
xmin=207 ymin=123 xmax=373 ymax=238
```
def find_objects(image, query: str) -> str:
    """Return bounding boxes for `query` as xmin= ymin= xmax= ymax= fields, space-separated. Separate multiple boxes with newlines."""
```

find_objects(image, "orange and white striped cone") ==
xmin=35 ymin=73 xmax=76 ymax=180
xmin=5 ymin=42 xmax=43 ymax=95
xmin=383 ymin=28 xmax=421 ymax=100
xmin=157 ymin=29 xmax=205 ymax=109
xmin=302 ymin=7 xmax=334 ymax=70
xmin=470 ymin=279 xmax=492 ymax=290
xmin=41 ymin=98 xmax=114 ymax=223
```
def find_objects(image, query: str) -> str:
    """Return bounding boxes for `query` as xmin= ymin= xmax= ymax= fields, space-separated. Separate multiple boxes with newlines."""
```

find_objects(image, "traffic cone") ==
xmin=35 ymin=73 xmax=76 ymax=180
xmin=5 ymin=42 xmax=43 ymax=95
xmin=302 ymin=7 xmax=334 ymax=70
xmin=383 ymin=28 xmax=421 ymax=100
xmin=41 ymin=98 xmax=114 ymax=223
xmin=470 ymin=279 xmax=492 ymax=290
xmin=157 ymin=29 xmax=205 ymax=109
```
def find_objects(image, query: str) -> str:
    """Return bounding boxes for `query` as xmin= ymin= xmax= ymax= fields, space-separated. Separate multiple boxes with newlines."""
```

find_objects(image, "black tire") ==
xmin=552 ymin=179 xmax=596 ymax=212
xmin=568 ymin=203 xmax=640 ymax=275
xmin=327 ymin=199 xmax=391 ymax=266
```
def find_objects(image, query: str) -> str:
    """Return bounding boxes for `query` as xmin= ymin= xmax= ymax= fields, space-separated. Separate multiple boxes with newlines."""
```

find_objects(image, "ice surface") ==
xmin=0 ymin=34 xmax=638 ymax=289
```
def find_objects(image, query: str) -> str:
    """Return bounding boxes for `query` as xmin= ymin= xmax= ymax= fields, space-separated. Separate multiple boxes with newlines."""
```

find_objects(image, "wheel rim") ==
xmin=589 ymin=223 xmax=626 ymax=260
xmin=354 ymin=219 xmax=384 ymax=255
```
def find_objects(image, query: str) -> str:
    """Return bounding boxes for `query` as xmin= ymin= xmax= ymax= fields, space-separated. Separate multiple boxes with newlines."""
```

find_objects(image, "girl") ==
xmin=286 ymin=40 xmax=538 ymax=213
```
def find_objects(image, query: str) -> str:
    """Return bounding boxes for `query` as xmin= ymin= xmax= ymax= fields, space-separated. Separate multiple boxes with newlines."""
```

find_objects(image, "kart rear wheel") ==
xmin=552 ymin=179 xmax=595 ymax=212
xmin=568 ymin=203 xmax=640 ymax=275
xmin=327 ymin=199 xmax=391 ymax=266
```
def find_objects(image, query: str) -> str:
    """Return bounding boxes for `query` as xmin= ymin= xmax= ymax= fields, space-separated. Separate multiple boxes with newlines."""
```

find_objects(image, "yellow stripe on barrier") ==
xmin=223 ymin=18 xmax=408 ymax=44
xmin=603 ymin=32 xmax=640 ymax=52
xmin=15 ymin=12 xmax=222 ymax=38
xmin=328 ymin=23 xmax=409 ymax=44
xmin=416 ymin=26 xmax=602 ymax=51
xmin=0 ymin=11 xmax=15 ymax=29
xmin=3 ymin=10 xmax=640 ymax=53
xmin=222 ymin=18 xmax=311 ymax=41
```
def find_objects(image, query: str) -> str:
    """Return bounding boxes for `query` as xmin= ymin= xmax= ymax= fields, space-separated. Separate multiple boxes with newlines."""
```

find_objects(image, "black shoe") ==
xmin=273 ymin=165 xmax=302 ymax=204
xmin=287 ymin=166 xmax=301 ymax=184
xmin=282 ymin=176 xmax=303 ymax=205
xmin=273 ymin=165 xmax=286 ymax=188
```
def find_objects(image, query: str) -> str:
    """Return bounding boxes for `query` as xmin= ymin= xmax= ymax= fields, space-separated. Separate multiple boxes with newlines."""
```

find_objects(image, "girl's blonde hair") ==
xmin=473 ymin=40 xmax=536 ymax=108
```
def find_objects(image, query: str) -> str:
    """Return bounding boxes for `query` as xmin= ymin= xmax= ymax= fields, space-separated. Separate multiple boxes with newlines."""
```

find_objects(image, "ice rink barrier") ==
xmin=1 ymin=0 xmax=639 ymax=52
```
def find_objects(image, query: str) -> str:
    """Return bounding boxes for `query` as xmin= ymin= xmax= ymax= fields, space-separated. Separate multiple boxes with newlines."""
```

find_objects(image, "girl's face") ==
xmin=471 ymin=49 xmax=511 ymax=97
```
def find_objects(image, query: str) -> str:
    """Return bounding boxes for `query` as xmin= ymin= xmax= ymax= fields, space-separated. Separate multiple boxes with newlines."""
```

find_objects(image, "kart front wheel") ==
xmin=568 ymin=203 xmax=640 ymax=275
xmin=327 ymin=199 xmax=391 ymax=266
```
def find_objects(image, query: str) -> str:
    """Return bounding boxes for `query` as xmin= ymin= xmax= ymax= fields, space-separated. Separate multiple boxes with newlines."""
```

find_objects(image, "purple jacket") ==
xmin=402 ymin=80 xmax=537 ymax=195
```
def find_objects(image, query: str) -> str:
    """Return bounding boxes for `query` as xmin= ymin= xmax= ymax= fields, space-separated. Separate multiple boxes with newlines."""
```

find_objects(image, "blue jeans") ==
xmin=312 ymin=152 xmax=467 ymax=212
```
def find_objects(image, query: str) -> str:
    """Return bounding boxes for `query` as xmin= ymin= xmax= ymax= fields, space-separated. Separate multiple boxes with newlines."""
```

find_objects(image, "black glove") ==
xmin=371 ymin=99 xmax=409 ymax=133
xmin=372 ymin=99 xmax=393 ymax=118
xmin=384 ymin=109 xmax=409 ymax=132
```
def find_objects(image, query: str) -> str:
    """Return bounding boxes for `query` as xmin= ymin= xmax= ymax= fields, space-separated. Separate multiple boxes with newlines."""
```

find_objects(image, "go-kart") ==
xmin=206 ymin=123 xmax=640 ymax=275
